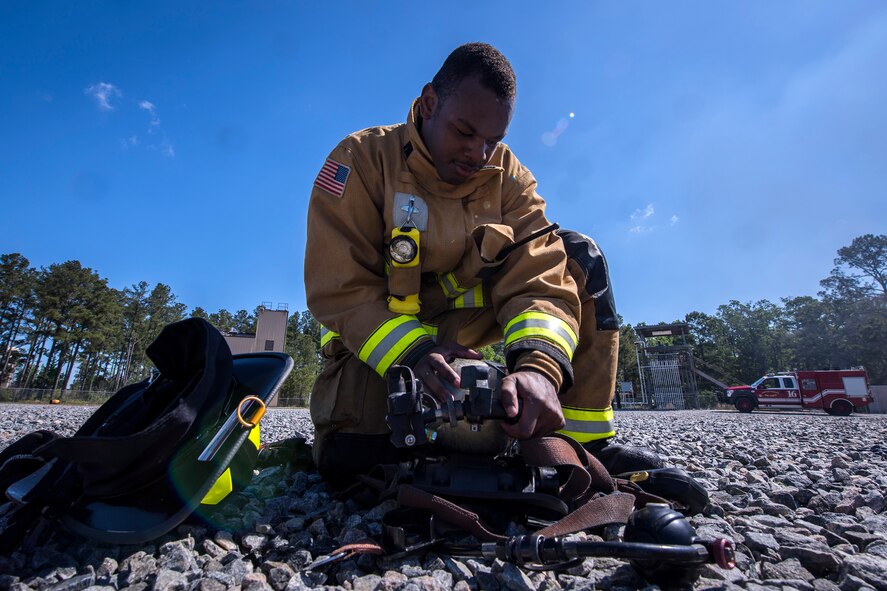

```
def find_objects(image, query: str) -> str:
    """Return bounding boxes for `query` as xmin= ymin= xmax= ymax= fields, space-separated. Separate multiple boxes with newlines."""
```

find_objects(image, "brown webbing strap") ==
xmin=535 ymin=492 xmax=635 ymax=537
xmin=520 ymin=437 xmax=591 ymax=502
xmin=358 ymin=463 xmax=403 ymax=497
xmin=615 ymin=478 xmax=679 ymax=510
xmin=397 ymin=484 xmax=506 ymax=543
xmin=521 ymin=434 xmax=616 ymax=498
xmin=552 ymin=433 xmax=617 ymax=495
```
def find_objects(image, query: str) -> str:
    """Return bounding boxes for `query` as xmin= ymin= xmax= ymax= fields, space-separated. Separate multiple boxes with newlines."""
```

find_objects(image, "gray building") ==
xmin=223 ymin=305 xmax=289 ymax=406
xmin=223 ymin=306 xmax=288 ymax=355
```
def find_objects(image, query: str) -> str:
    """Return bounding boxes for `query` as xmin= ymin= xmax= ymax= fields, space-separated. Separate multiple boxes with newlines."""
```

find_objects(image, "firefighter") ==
xmin=305 ymin=43 xmax=661 ymax=486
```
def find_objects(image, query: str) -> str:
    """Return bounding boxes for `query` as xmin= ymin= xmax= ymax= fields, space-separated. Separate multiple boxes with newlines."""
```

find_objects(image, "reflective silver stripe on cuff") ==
xmin=504 ymin=317 xmax=578 ymax=355
xmin=562 ymin=418 xmax=615 ymax=435
xmin=363 ymin=318 xmax=426 ymax=372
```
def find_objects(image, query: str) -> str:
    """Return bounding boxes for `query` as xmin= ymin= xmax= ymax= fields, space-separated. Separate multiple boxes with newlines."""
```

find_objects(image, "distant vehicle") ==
xmin=720 ymin=369 xmax=873 ymax=416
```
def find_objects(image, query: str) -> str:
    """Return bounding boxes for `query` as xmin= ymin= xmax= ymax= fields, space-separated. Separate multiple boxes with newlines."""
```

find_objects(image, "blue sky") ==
xmin=2 ymin=2 xmax=885 ymax=326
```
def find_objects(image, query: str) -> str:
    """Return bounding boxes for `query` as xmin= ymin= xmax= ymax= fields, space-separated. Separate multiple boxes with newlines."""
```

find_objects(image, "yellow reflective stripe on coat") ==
xmin=200 ymin=423 xmax=261 ymax=505
xmin=359 ymin=315 xmax=429 ymax=376
xmin=320 ymin=325 xmax=340 ymax=347
xmin=422 ymin=323 xmax=438 ymax=342
xmin=504 ymin=311 xmax=578 ymax=360
xmin=557 ymin=406 xmax=615 ymax=442
xmin=438 ymin=272 xmax=469 ymax=298
xmin=451 ymin=284 xmax=485 ymax=309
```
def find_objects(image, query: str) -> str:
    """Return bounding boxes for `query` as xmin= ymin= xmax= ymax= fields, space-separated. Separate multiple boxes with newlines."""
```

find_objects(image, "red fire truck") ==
xmin=722 ymin=369 xmax=873 ymax=415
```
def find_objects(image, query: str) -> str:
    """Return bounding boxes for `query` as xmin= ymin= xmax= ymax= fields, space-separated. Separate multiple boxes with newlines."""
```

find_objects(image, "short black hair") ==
xmin=431 ymin=42 xmax=516 ymax=102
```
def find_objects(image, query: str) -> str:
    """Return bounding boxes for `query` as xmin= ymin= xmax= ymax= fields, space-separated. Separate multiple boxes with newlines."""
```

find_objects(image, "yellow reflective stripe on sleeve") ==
xmin=359 ymin=315 xmax=429 ymax=376
xmin=438 ymin=272 xmax=469 ymax=298
xmin=557 ymin=406 xmax=616 ymax=442
xmin=421 ymin=323 xmax=439 ymax=342
xmin=319 ymin=325 xmax=340 ymax=347
xmin=504 ymin=311 xmax=578 ymax=360
xmin=451 ymin=283 xmax=485 ymax=309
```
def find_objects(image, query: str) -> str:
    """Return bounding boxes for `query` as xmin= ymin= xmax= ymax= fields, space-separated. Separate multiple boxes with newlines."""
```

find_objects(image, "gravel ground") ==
xmin=1 ymin=405 xmax=886 ymax=591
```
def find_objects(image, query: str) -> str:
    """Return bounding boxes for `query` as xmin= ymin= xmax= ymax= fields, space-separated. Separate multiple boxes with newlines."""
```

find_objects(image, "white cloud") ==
xmin=84 ymin=82 xmax=121 ymax=111
xmin=139 ymin=100 xmax=161 ymax=127
xmin=670 ymin=215 xmax=680 ymax=225
xmin=630 ymin=203 xmax=655 ymax=221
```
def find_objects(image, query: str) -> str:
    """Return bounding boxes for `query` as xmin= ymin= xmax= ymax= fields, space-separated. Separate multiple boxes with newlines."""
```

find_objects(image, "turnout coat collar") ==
xmin=403 ymin=99 xmax=503 ymax=201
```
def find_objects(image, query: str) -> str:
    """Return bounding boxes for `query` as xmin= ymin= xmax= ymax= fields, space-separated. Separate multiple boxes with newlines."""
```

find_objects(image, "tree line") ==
xmin=615 ymin=234 xmax=887 ymax=389
xmin=0 ymin=256 xmax=322 ymax=404
xmin=1 ymin=234 xmax=884 ymax=406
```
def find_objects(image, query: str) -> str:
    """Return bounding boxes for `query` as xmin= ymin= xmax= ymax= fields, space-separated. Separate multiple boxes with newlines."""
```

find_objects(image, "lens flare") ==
xmin=541 ymin=114 xmax=574 ymax=147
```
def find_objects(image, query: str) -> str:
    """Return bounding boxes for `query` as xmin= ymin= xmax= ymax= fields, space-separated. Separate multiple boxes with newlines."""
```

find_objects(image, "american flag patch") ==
xmin=314 ymin=158 xmax=351 ymax=197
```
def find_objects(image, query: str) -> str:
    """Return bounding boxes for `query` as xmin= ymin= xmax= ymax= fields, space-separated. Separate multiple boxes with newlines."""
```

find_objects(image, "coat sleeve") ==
xmin=491 ymin=160 xmax=581 ymax=391
xmin=304 ymin=140 xmax=435 ymax=377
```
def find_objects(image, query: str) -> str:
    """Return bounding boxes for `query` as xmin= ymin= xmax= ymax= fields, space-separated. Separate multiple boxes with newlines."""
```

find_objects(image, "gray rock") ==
xmin=240 ymin=572 xmax=273 ymax=591
xmin=839 ymin=554 xmax=887 ymax=591
xmin=760 ymin=558 xmax=815 ymax=581
xmin=284 ymin=550 xmax=312 ymax=571
xmin=443 ymin=557 xmax=474 ymax=582
xmin=240 ymin=534 xmax=268 ymax=553
xmin=498 ymin=564 xmax=534 ymax=591
xmin=151 ymin=569 xmax=187 ymax=591
xmin=843 ymin=530 xmax=883 ymax=550
xmin=188 ymin=579 xmax=226 ymax=591
xmin=379 ymin=571 xmax=408 ymax=591
xmin=259 ymin=562 xmax=295 ymax=591
xmin=862 ymin=490 xmax=885 ymax=513
xmin=45 ymin=573 xmax=96 ymax=591
xmin=118 ymin=553 xmax=157 ymax=587
xmin=867 ymin=543 xmax=887 ymax=559
xmin=473 ymin=564 xmax=500 ymax=591
xmin=305 ymin=519 xmax=327 ymax=538
xmin=405 ymin=574 xmax=451 ymax=591
xmin=334 ymin=559 xmax=361 ymax=586
xmin=203 ymin=571 xmax=235 ymax=588
xmin=212 ymin=532 xmax=238 ymax=552
xmin=838 ymin=574 xmax=878 ymax=591
xmin=744 ymin=531 xmax=781 ymax=554
xmin=157 ymin=543 xmax=196 ymax=573
xmin=94 ymin=558 xmax=117 ymax=582
xmin=780 ymin=541 xmax=843 ymax=576
xmin=812 ymin=579 xmax=842 ymax=591
xmin=198 ymin=540 xmax=225 ymax=561
xmin=223 ymin=558 xmax=253 ymax=586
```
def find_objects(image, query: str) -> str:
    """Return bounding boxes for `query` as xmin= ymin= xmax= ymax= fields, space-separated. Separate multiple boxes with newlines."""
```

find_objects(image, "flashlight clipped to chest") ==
xmin=387 ymin=197 xmax=422 ymax=314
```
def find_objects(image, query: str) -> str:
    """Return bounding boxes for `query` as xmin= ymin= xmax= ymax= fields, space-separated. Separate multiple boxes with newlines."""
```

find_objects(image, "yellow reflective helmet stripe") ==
xmin=248 ymin=422 xmax=261 ymax=448
xmin=557 ymin=406 xmax=615 ymax=442
xmin=201 ymin=469 xmax=233 ymax=505
xmin=320 ymin=325 xmax=340 ymax=347
xmin=504 ymin=311 xmax=578 ymax=360
xmin=200 ymin=423 xmax=261 ymax=506
xmin=451 ymin=283 xmax=485 ymax=309
xmin=359 ymin=315 xmax=429 ymax=376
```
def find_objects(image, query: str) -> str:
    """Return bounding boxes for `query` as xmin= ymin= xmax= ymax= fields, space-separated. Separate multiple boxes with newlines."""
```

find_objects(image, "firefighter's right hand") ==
xmin=499 ymin=371 xmax=565 ymax=439
xmin=414 ymin=342 xmax=483 ymax=402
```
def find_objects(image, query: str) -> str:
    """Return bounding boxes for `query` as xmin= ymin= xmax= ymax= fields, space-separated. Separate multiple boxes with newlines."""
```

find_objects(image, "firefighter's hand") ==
xmin=414 ymin=342 xmax=483 ymax=402
xmin=499 ymin=371 xmax=564 ymax=440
